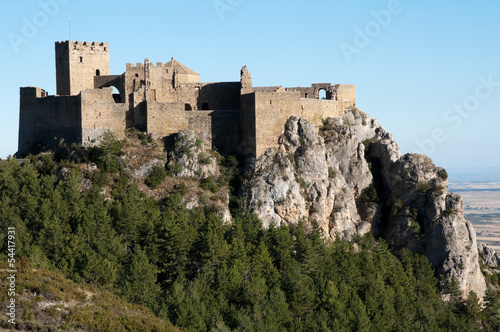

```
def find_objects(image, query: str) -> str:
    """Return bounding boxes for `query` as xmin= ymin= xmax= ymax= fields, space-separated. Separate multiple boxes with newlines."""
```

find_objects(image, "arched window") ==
xmin=96 ymin=69 xmax=100 ymax=76
xmin=185 ymin=103 xmax=193 ymax=111
xmin=202 ymin=103 xmax=209 ymax=110
xmin=318 ymin=89 xmax=326 ymax=99
xmin=305 ymin=93 xmax=309 ymax=98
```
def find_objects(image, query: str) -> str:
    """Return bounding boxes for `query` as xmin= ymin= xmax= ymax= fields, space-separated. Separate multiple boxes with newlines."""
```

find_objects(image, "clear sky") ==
xmin=1 ymin=0 xmax=499 ymax=173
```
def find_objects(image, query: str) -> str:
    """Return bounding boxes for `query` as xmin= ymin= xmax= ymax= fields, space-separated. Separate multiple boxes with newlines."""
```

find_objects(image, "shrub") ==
xmin=438 ymin=169 xmax=448 ymax=181
xmin=443 ymin=208 xmax=456 ymax=218
xmin=139 ymin=132 xmax=153 ymax=145
xmin=328 ymin=167 xmax=337 ymax=178
xmin=145 ymin=166 xmax=166 ymax=189
xmin=343 ymin=117 xmax=352 ymax=126
xmin=92 ymin=169 xmax=111 ymax=187
xmin=361 ymin=183 xmax=378 ymax=205
xmin=175 ymin=182 xmax=188 ymax=196
xmin=362 ymin=137 xmax=376 ymax=151
xmin=198 ymin=153 xmax=212 ymax=165
xmin=417 ymin=181 xmax=431 ymax=195
xmin=200 ymin=176 xmax=220 ymax=193
xmin=319 ymin=119 xmax=334 ymax=132
xmin=168 ymin=163 xmax=183 ymax=176
xmin=409 ymin=220 xmax=421 ymax=236
xmin=434 ymin=184 xmax=445 ymax=193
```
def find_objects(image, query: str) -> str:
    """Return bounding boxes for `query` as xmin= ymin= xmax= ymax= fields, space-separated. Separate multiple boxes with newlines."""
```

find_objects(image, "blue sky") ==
xmin=1 ymin=0 xmax=499 ymax=174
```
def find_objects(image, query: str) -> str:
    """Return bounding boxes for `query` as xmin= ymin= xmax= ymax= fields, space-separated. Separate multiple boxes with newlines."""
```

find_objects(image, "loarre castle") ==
xmin=18 ymin=41 xmax=356 ymax=158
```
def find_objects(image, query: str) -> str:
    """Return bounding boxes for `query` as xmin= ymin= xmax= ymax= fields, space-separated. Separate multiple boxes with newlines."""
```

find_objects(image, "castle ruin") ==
xmin=18 ymin=41 xmax=356 ymax=158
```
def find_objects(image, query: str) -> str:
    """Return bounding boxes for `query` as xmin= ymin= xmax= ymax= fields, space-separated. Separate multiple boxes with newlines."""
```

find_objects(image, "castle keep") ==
xmin=18 ymin=41 xmax=356 ymax=157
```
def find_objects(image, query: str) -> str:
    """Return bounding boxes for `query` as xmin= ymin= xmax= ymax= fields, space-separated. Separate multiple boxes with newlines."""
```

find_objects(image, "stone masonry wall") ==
xmin=55 ymin=41 xmax=110 ymax=96
xmin=250 ymin=91 xmax=340 ymax=157
xmin=80 ymin=88 xmax=127 ymax=144
xmin=146 ymin=101 xmax=187 ymax=138
xmin=18 ymin=87 xmax=81 ymax=155
xmin=334 ymin=84 xmax=356 ymax=113
xmin=240 ymin=93 xmax=257 ymax=157
xmin=186 ymin=110 xmax=242 ymax=155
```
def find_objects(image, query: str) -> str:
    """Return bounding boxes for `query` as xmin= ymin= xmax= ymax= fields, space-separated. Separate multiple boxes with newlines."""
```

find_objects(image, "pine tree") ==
xmin=123 ymin=246 xmax=161 ymax=311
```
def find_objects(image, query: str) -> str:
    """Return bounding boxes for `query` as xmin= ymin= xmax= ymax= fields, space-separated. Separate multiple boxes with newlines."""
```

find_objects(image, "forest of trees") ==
xmin=1 ymin=136 xmax=500 ymax=331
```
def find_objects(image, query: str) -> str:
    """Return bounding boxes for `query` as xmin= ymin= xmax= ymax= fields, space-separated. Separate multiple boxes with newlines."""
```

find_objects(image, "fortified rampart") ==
xmin=17 ymin=41 xmax=356 ymax=158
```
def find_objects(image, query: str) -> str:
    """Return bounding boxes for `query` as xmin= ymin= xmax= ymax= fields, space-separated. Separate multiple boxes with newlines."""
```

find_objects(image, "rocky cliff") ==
xmin=243 ymin=108 xmax=486 ymax=299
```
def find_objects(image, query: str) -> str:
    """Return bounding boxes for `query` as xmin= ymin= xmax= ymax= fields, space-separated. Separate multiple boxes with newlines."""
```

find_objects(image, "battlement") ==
xmin=126 ymin=63 xmax=144 ymax=69
xmin=56 ymin=40 xmax=109 ymax=51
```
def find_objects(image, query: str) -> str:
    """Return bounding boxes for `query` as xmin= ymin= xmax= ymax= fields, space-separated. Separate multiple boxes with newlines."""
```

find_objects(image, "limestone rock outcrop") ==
xmin=167 ymin=130 xmax=219 ymax=178
xmin=478 ymin=243 xmax=500 ymax=267
xmin=244 ymin=108 xmax=486 ymax=299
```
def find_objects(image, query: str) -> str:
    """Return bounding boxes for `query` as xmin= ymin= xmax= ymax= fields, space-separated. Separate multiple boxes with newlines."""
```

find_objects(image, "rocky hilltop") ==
xmin=243 ymin=108 xmax=486 ymax=299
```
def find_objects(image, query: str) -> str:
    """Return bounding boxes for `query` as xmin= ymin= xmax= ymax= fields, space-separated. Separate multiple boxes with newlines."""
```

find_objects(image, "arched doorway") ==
xmin=202 ymin=102 xmax=209 ymax=110
xmin=185 ymin=103 xmax=193 ymax=111
xmin=96 ymin=69 xmax=101 ymax=76
xmin=318 ymin=89 xmax=326 ymax=100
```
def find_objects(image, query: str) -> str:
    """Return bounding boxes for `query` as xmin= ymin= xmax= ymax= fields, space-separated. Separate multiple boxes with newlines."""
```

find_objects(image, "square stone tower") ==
xmin=55 ymin=41 xmax=110 ymax=96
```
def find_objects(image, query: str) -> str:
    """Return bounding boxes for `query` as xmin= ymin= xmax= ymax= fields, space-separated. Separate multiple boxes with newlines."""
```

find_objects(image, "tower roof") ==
xmin=165 ymin=57 xmax=199 ymax=76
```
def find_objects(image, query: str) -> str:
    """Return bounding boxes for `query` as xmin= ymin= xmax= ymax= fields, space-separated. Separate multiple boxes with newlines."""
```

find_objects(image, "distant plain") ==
xmin=449 ymin=169 xmax=500 ymax=251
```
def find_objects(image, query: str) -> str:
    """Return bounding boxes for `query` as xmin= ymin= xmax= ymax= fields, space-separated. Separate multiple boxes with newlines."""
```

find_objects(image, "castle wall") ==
xmin=300 ymin=98 xmax=339 ymax=124
xmin=186 ymin=110 xmax=242 ymax=155
xmin=56 ymin=41 xmax=110 ymax=96
xmin=146 ymin=101 xmax=187 ymax=138
xmin=240 ymin=93 xmax=256 ymax=157
xmin=334 ymin=84 xmax=356 ymax=113
xmin=125 ymin=63 xmax=146 ymax=104
xmin=148 ymin=64 xmax=175 ymax=102
xmin=248 ymin=91 xmax=340 ymax=157
xmin=253 ymin=92 xmax=302 ymax=157
xmin=198 ymin=83 xmax=240 ymax=110
xmin=18 ymin=87 xmax=82 ymax=155
xmin=80 ymin=88 xmax=127 ymax=144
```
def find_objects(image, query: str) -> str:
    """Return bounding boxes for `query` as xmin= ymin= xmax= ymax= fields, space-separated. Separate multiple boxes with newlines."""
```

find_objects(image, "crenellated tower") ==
xmin=55 ymin=41 xmax=110 ymax=96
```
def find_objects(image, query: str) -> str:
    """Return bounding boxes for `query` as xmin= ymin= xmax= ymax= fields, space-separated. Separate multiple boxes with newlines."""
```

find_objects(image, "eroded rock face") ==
xmin=244 ymin=108 xmax=486 ymax=299
xmin=478 ymin=243 xmax=500 ymax=267
xmin=167 ymin=130 xmax=219 ymax=178
xmin=245 ymin=116 xmax=372 ymax=240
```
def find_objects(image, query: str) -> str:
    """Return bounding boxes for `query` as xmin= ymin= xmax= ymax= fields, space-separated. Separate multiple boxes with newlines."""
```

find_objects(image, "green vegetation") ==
xmin=87 ymin=130 xmax=124 ymax=173
xmin=361 ymin=183 xmax=379 ymax=205
xmin=145 ymin=165 xmax=167 ymax=189
xmin=444 ymin=208 xmax=457 ymax=218
xmin=362 ymin=137 xmax=376 ymax=151
xmin=0 ymin=262 xmax=179 ymax=331
xmin=200 ymin=176 xmax=220 ymax=193
xmin=198 ymin=153 xmax=212 ymax=165
xmin=319 ymin=118 xmax=335 ymax=133
xmin=1 ymin=149 xmax=499 ymax=331
xmin=417 ymin=180 xmax=431 ymax=195
xmin=438 ymin=168 xmax=448 ymax=181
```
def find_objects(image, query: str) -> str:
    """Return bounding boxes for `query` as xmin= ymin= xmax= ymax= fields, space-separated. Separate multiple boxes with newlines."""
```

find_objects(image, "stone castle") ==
xmin=18 ymin=41 xmax=356 ymax=158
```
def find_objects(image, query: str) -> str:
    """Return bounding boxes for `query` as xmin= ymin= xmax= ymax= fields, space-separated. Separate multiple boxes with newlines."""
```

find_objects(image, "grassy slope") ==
xmin=0 ymin=261 xmax=181 ymax=332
